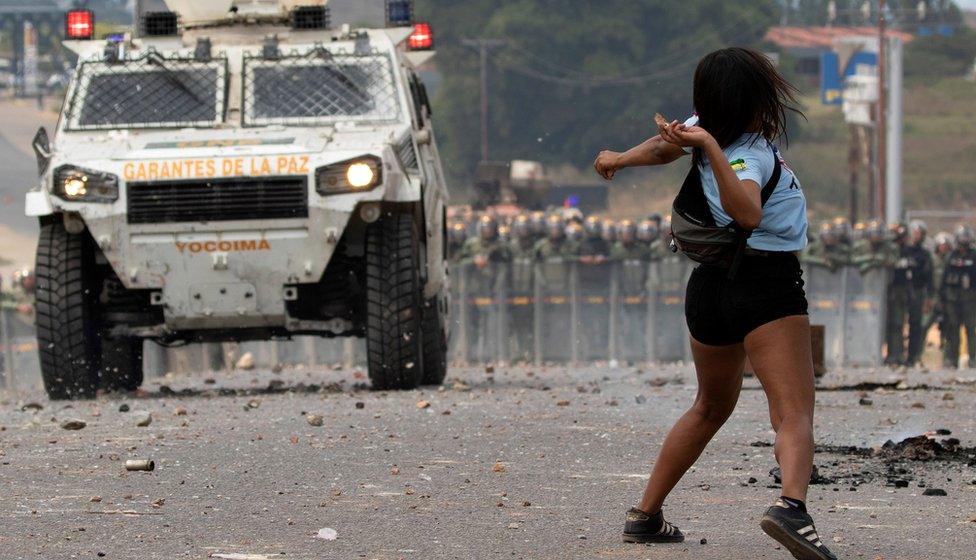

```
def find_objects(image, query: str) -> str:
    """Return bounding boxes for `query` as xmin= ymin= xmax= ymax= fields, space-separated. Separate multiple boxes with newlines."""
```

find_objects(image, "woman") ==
xmin=593 ymin=47 xmax=836 ymax=560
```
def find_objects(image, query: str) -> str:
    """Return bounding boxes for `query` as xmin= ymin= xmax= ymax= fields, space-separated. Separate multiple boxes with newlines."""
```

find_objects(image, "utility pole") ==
xmin=462 ymin=38 xmax=505 ymax=163
xmin=886 ymin=36 xmax=903 ymax=224
xmin=877 ymin=0 xmax=887 ymax=221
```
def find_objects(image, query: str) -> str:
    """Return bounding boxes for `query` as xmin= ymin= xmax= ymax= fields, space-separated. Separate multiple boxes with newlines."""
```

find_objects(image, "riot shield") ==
xmin=804 ymin=264 xmax=848 ymax=368
xmin=615 ymin=259 xmax=651 ymax=363
xmin=457 ymin=262 xmax=505 ymax=364
xmin=535 ymin=258 xmax=575 ymax=362
xmin=1 ymin=306 xmax=40 ymax=389
xmin=448 ymin=263 xmax=465 ymax=363
xmin=576 ymin=260 xmax=613 ymax=361
xmin=648 ymin=256 xmax=690 ymax=362
xmin=506 ymin=257 xmax=536 ymax=364
xmin=844 ymin=266 xmax=887 ymax=366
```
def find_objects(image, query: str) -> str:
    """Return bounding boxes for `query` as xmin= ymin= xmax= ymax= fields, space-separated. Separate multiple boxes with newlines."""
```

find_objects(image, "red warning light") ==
xmin=407 ymin=23 xmax=433 ymax=51
xmin=66 ymin=10 xmax=95 ymax=40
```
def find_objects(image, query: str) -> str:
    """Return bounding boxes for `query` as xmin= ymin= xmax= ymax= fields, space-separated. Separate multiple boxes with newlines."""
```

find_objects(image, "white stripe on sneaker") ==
xmin=805 ymin=533 xmax=820 ymax=542
xmin=797 ymin=525 xmax=815 ymax=535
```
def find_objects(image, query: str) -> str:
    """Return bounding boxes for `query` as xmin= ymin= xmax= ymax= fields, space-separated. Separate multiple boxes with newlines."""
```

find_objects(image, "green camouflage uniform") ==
xmin=506 ymin=237 xmax=537 ymax=362
xmin=533 ymin=238 xmax=578 ymax=293
xmin=457 ymin=237 xmax=510 ymax=294
xmin=851 ymin=239 xmax=897 ymax=273
xmin=802 ymin=239 xmax=852 ymax=271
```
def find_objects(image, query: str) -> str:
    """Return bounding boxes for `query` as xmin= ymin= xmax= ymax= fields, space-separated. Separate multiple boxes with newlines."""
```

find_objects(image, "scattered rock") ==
xmin=247 ymin=399 xmax=260 ymax=409
xmin=90 ymin=496 xmax=102 ymax=503
xmin=60 ymin=419 xmax=86 ymax=431
xmin=700 ymin=538 xmax=707 ymax=545
xmin=118 ymin=404 xmax=130 ymax=413
xmin=859 ymin=397 xmax=873 ymax=406
xmin=355 ymin=402 xmax=365 ymax=409
xmin=306 ymin=414 xmax=324 ymax=427
xmin=151 ymin=498 xmax=165 ymax=508
xmin=390 ymin=466 xmax=400 ymax=475
xmin=522 ymin=501 xmax=531 ymax=507
xmin=236 ymin=352 xmax=256 ymax=370
xmin=555 ymin=400 xmax=570 ymax=407
xmin=173 ymin=407 xmax=187 ymax=416
xmin=20 ymin=402 xmax=43 ymax=412
xmin=507 ymin=522 xmax=520 ymax=529
xmin=635 ymin=395 xmax=647 ymax=404
xmin=452 ymin=381 xmax=471 ymax=392
xmin=315 ymin=527 xmax=338 ymax=541
xmin=922 ymin=488 xmax=947 ymax=496
xmin=132 ymin=411 xmax=152 ymax=427
xmin=485 ymin=365 xmax=495 ymax=374
xmin=877 ymin=435 xmax=961 ymax=461
xmin=911 ymin=402 xmax=925 ymax=409
xmin=416 ymin=400 xmax=431 ymax=409
xmin=492 ymin=461 xmax=506 ymax=473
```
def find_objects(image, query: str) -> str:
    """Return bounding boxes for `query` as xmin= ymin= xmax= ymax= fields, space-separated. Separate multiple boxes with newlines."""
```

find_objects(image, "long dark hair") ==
xmin=691 ymin=47 xmax=804 ymax=167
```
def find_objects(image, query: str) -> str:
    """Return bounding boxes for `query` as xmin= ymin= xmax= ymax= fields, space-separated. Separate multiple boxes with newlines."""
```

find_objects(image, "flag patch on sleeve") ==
xmin=729 ymin=158 xmax=747 ymax=171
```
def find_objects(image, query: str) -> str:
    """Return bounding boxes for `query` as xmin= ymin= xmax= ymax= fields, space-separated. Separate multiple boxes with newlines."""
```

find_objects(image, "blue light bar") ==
xmin=385 ymin=0 xmax=413 ymax=27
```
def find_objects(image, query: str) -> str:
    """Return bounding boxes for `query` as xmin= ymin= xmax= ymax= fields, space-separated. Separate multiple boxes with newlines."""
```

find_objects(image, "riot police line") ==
xmin=448 ymin=257 xmax=895 ymax=367
xmin=447 ymin=210 xmax=976 ymax=369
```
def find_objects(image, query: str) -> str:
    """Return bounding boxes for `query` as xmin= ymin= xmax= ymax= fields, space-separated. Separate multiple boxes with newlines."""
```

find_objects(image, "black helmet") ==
xmin=512 ymin=214 xmax=533 ymax=239
xmin=477 ymin=215 xmax=498 ymax=240
xmin=636 ymin=219 xmax=660 ymax=242
xmin=546 ymin=214 xmax=565 ymax=240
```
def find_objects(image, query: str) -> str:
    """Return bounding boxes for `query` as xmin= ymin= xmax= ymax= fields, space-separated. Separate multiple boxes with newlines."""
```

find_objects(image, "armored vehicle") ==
xmin=26 ymin=1 xmax=449 ymax=398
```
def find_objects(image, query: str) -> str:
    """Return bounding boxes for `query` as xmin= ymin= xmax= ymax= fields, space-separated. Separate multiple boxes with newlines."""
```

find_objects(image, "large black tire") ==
xmin=421 ymin=296 xmax=448 ymax=386
xmin=35 ymin=221 xmax=101 ymax=400
xmin=365 ymin=213 xmax=425 ymax=390
xmin=99 ymin=338 xmax=144 ymax=392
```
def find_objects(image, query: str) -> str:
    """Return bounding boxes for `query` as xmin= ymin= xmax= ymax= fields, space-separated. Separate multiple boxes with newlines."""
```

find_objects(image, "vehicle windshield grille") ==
xmin=243 ymin=50 xmax=400 ymax=126
xmin=66 ymin=53 xmax=226 ymax=131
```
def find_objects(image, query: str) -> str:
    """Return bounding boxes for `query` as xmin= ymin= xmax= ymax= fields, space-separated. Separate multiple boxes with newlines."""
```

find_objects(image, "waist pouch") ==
xmin=671 ymin=147 xmax=782 ymax=275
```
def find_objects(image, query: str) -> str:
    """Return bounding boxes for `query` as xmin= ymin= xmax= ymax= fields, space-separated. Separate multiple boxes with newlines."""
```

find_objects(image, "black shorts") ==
xmin=685 ymin=252 xmax=808 ymax=346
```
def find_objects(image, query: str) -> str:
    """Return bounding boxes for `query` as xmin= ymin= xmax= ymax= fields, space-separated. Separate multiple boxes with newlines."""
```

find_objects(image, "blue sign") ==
xmin=820 ymin=50 xmax=877 ymax=105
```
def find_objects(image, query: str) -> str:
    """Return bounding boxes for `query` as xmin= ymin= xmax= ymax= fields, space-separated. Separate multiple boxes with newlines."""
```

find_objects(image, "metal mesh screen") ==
xmin=66 ymin=52 xmax=227 ymax=131
xmin=242 ymin=50 xmax=401 ymax=127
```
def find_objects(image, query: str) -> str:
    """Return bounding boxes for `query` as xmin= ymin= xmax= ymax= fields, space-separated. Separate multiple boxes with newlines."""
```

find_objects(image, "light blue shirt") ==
xmin=679 ymin=117 xmax=807 ymax=252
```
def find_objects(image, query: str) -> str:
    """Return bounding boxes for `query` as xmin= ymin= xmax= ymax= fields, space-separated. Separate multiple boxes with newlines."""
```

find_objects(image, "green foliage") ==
xmin=904 ymin=27 xmax=976 ymax=81
xmin=415 ymin=0 xmax=779 ymax=187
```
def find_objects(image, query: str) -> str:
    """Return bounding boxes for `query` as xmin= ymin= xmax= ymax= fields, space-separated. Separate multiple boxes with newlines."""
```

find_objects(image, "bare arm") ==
xmin=657 ymin=123 xmax=762 ymax=230
xmin=701 ymin=139 xmax=762 ymax=230
xmin=593 ymin=133 xmax=687 ymax=181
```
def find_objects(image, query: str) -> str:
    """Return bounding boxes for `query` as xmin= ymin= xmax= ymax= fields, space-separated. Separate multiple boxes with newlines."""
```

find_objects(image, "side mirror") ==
xmin=32 ymin=127 xmax=51 ymax=176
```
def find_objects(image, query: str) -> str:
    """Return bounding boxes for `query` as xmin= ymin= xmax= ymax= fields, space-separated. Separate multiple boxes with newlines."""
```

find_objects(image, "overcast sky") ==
xmin=957 ymin=0 xmax=976 ymax=9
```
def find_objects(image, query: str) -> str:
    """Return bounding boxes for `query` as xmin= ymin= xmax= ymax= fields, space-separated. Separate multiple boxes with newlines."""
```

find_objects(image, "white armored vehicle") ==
xmin=26 ymin=1 xmax=450 ymax=398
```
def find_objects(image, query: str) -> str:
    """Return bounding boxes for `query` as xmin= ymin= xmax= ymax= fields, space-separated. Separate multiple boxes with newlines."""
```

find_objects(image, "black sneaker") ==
xmin=760 ymin=499 xmax=838 ymax=560
xmin=622 ymin=507 xmax=685 ymax=543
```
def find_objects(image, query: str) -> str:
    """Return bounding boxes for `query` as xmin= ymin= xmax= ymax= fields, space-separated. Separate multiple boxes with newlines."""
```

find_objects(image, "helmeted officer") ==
xmin=886 ymin=220 xmax=934 ymax=366
xmin=940 ymin=225 xmax=976 ymax=369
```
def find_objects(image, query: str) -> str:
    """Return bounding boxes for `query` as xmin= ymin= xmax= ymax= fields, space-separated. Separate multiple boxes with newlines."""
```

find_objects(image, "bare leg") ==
xmin=637 ymin=338 xmax=746 ymax=513
xmin=744 ymin=315 xmax=816 ymax=502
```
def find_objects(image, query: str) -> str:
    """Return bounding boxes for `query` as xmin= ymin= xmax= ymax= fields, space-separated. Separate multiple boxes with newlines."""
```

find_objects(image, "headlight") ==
xmin=54 ymin=166 xmax=119 ymax=202
xmin=315 ymin=156 xmax=382 ymax=196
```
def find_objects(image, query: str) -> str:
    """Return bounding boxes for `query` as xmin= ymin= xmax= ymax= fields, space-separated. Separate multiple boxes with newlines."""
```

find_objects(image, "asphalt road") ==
xmin=1 ymin=362 xmax=974 ymax=560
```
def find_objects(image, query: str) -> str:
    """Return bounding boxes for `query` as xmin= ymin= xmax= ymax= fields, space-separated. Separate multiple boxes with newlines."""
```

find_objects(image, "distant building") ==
xmin=764 ymin=26 xmax=914 ymax=77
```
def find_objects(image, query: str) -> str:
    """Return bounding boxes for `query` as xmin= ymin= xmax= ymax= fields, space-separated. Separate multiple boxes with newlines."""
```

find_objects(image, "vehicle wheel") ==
xmin=35 ymin=220 xmax=101 ymax=400
xmin=421 ymin=296 xmax=448 ymax=386
xmin=99 ymin=338 xmax=144 ymax=392
xmin=365 ymin=213 xmax=425 ymax=390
